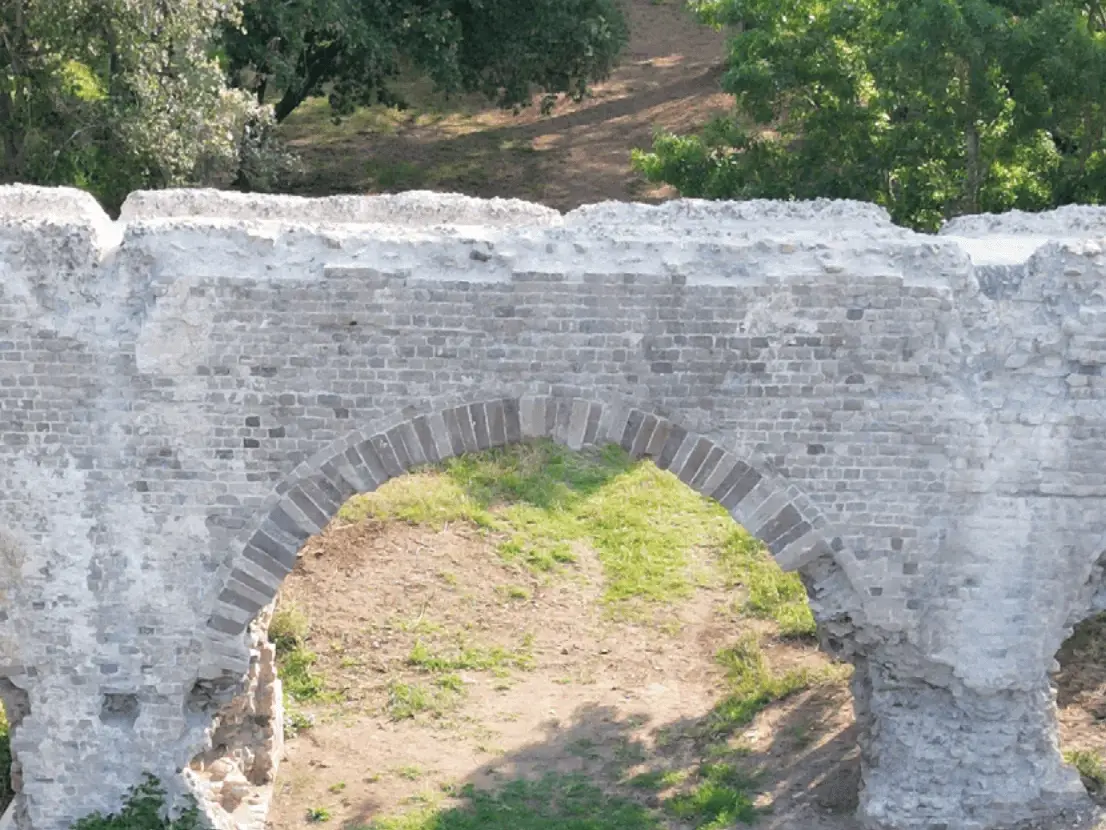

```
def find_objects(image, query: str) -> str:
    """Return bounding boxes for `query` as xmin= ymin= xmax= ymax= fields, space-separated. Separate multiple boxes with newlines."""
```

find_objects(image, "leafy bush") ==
xmin=69 ymin=775 xmax=201 ymax=830
xmin=634 ymin=0 xmax=1106 ymax=230
xmin=0 ymin=0 xmax=287 ymax=211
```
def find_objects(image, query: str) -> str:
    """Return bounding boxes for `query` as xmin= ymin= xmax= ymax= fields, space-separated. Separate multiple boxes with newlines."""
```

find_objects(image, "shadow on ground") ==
xmin=340 ymin=690 xmax=860 ymax=829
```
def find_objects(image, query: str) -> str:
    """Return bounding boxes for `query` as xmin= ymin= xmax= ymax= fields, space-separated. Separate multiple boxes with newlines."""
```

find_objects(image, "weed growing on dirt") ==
xmin=495 ymin=584 xmax=532 ymax=601
xmin=270 ymin=603 xmax=341 ymax=704
xmin=386 ymin=681 xmax=458 ymax=720
xmin=1066 ymin=750 xmax=1106 ymax=792
xmin=406 ymin=636 xmax=535 ymax=674
xmin=269 ymin=605 xmax=310 ymax=651
xmin=628 ymin=769 xmax=688 ymax=790
xmin=357 ymin=774 xmax=663 ymax=829
xmin=702 ymin=633 xmax=820 ymax=738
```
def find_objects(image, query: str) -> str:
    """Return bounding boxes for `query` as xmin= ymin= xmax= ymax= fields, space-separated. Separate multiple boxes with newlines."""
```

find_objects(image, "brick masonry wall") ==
xmin=0 ymin=186 xmax=1104 ymax=830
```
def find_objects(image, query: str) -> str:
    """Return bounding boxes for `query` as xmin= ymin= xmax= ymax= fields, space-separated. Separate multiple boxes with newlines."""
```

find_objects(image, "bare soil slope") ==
xmin=267 ymin=518 xmax=860 ymax=830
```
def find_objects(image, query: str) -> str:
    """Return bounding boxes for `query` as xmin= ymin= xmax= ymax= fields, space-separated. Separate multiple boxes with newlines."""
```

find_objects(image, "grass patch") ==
xmin=269 ymin=604 xmax=310 ymax=652
xmin=407 ymin=635 xmax=535 ymax=675
xmin=340 ymin=472 xmax=494 ymax=529
xmin=386 ymin=681 xmax=459 ymax=720
xmin=269 ymin=604 xmax=340 ymax=704
xmin=702 ymin=633 xmax=819 ymax=739
xmin=495 ymin=584 xmax=532 ymax=601
xmin=340 ymin=440 xmax=800 ymax=612
xmin=664 ymin=762 xmax=759 ymax=828
xmin=628 ymin=769 xmax=688 ymax=790
xmin=715 ymin=531 xmax=816 ymax=637
xmin=0 ymin=702 xmax=11 ymax=812
xmin=357 ymin=774 xmax=663 ymax=830
xmin=1066 ymin=749 xmax=1106 ymax=792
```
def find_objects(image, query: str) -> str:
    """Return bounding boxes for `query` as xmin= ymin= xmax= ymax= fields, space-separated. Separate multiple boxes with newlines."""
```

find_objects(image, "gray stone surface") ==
xmin=0 ymin=185 xmax=1105 ymax=830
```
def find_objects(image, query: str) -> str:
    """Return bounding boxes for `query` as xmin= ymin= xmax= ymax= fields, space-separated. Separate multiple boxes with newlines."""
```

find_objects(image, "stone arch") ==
xmin=203 ymin=395 xmax=850 ymax=666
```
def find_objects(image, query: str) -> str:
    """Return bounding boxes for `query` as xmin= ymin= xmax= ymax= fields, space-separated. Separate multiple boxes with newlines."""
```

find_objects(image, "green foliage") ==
xmin=69 ymin=774 xmax=202 ymax=830
xmin=715 ymin=532 xmax=816 ymax=637
xmin=406 ymin=637 xmax=535 ymax=674
xmin=664 ymin=762 xmax=759 ymax=828
xmin=0 ymin=0 xmax=285 ymax=210
xmin=269 ymin=604 xmax=335 ymax=703
xmin=358 ymin=774 xmax=662 ymax=830
xmin=386 ymin=680 xmax=458 ymax=720
xmin=0 ymin=703 xmax=11 ymax=813
xmin=223 ymin=0 xmax=629 ymax=122
xmin=627 ymin=769 xmax=688 ymax=790
xmin=279 ymin=647 xmax=328 ymax=702
xmin=701 ymin=633 xmax=819 ymax=738
xmin=634 ymin=0 xmax=1106 ymax=230
xmin=1066 ymin=749 xmax=1106 ymax=792
xmin=269 ymin=604 xmax=310 ymax=653
xmin=340 ymin=473 xmax=495 ymax=529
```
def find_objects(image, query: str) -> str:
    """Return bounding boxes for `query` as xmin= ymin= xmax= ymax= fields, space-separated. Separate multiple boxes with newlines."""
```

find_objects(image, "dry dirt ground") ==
xmin=277 ymin=0 xmax=732 ymax=210
xmin=266 ymin=513 xmax=1105 ymax=830
xmin=267 ymin=517 xmax=860 ymax=830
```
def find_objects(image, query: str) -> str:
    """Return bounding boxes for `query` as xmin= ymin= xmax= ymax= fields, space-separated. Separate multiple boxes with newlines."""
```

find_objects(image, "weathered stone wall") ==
xmin=0 ymin=185 xmax=1104 ymax=830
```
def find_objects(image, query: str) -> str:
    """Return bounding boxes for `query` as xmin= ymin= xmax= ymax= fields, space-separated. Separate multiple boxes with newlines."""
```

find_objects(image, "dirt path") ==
xmin=277 ymin=0 xmax=732 ymax=210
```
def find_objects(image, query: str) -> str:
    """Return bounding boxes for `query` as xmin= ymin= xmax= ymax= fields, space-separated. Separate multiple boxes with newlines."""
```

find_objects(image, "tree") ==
xmin=0 ymin=0 xmax=280 ymax=211
xmin=632 ymin=0 xmax=1106 ymax=231
xmin=222 ymin=0 xmax=630 ymax=123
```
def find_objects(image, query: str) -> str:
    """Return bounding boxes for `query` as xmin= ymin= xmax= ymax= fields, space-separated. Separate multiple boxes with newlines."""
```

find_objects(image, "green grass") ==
xmin=356 ymin=774 xmax=663 ymax=830
xmin=407 ymin=636 xmax=535 ymax=675
xmin=1066 ymin=749 xmax=1106 ymax=792
xmin=340 ymin=473 xmax=495 ymax=530
xmin=664 ymin=762 xmax=759 ymax=829
xmin=627 ymin=769 xmax=688 ymax=790
xmin=386 ymin=681 xmax=459 ymax=720
xmin=715 ymin=532 xmax=816 ymax=637
xmin=340 ymin=440 xmax=810 ymax=615
xmin=701 ymin=633 xmax=822 ymax=739
xmin=270 ymin=604 xmax=339 ymax=704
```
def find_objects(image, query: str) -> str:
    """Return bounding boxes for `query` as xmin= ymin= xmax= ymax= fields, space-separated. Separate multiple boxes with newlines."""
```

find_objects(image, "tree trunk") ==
xmin=965 ymin=121 xmax=982 ymax=215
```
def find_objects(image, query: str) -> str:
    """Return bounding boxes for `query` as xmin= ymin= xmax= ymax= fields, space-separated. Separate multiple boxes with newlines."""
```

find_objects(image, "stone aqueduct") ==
xmin=0 ymin=185 xmax=1105 ymax=830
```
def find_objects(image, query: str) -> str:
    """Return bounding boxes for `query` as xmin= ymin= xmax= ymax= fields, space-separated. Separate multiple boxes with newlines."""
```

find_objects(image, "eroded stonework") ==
xmin=0 ymin=186 xmax=1104 ymax=830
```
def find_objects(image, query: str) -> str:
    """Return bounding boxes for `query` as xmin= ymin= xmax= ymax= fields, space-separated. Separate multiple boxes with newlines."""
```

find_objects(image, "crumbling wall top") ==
xmin=118 ymin=188 xmax=564 ymax=228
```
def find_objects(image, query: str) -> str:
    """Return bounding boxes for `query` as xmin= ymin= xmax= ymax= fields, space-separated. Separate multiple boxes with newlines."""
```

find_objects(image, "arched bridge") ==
xmin=1 ymin=186 xmax=1104 ymax=830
